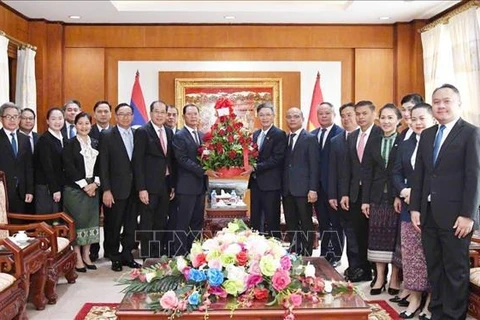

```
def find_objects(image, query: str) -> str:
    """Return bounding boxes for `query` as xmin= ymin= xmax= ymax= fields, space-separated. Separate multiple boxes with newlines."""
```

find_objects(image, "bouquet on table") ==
xmin=118 ymin=220 xmax=353 ymax=320
xmin=198 ymin=97 xmax=258 ymax=178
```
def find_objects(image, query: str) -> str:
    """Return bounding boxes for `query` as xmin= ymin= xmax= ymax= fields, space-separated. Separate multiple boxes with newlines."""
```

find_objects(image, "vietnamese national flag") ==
xmin=307 ymin=72 xmax=324 ymax=131
xmin=130 ymin=70 xmax=148 ymax=126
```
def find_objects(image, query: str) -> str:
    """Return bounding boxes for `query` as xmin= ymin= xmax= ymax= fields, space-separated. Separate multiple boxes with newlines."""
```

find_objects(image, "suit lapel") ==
xmin=0 ymin=129 xmax=16 ymax=158
xmin=292 ymin=129 xmax=305 ymax=155
xmin=435 ymin=119 xmax=464 ymax=167
xmin=147 ymin=122 xmax=164 ymax=155
xmin=112 ymin=126 xmax=130 ymax=160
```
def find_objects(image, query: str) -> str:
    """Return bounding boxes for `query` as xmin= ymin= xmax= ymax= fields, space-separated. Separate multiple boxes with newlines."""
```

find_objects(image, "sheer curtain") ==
xmin=0 ymin=35 xmax=9 ymax=105
xmin=448 ymin=7 xmax=480 ymax=125
xmin=15 ymin=47 xmax=36 ymax=111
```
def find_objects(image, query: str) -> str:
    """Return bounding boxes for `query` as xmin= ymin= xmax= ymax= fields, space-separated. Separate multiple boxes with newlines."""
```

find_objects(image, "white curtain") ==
xmin=0 ymin=35 xmax=9 ymax=105
xmin=15 ymin=47 xmax=36 ymax=112
xmin=448 ymin=7 xmax=480 ymax=126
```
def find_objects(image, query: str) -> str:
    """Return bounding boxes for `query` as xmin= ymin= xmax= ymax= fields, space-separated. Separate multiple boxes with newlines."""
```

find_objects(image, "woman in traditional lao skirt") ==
xmin=361 ymin=104 xmax=402 ymax=296
xmin=62 ymin=112 xmax=100 ymax=273
xmin=392 ymin=103 xmax=435 ymax=319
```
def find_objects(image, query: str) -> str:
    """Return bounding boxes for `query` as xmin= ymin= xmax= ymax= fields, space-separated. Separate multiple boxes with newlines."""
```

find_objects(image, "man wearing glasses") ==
xmin=0 ymin=102 xmax=34 ymax=213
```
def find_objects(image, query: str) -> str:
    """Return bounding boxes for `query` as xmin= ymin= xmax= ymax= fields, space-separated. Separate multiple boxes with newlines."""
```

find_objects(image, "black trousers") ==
xmin=162 ymin=196 xmax=178 ymax=257
xmin=422 ymin=205 xmax=471 ymax=320
xmin=174 ymin=193 xmax=205 ymax=256
xmin=346 ymin=188 xmax=370 ymax=272
xmin=138 ymin=190 xmax=169 ymax=258
xmin=315 ymin=186 xmax=344 ymax=262
xmin=104 ymin=192 xmax=138 ymax=262
xmin=35 ymin=184 xmax=62 ymax=214
xmin=249 ymin=180 xmax=281 ymax=239
xmin=283 ymin=195 xmax=314 ymax=256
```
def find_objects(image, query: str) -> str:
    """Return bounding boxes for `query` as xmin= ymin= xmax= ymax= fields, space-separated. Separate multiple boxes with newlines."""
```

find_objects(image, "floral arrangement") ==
xmin=198 ymin=97 xmax=258 ymax=172
xmin=119 ymin=220 xmax=353 ymax=319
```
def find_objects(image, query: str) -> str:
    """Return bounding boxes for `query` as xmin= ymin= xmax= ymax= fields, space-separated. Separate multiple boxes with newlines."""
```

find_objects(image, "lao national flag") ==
xmin=130 ymin=71 xmax=148 ymax=126
xmin=307 ymin=72 xmax=324 ymax=131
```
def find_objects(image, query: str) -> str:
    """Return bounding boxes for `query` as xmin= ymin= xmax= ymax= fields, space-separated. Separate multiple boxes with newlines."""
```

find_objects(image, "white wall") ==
xmin=118 ymin=61 xmax=341 ymax=126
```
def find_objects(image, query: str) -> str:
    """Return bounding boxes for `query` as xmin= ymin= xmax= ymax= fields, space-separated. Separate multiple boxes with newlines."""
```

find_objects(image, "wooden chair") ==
xmin=0 ymin=237 xmax=27 ymax=320
xmin=0 ymin=171 xmax=77 ymax=304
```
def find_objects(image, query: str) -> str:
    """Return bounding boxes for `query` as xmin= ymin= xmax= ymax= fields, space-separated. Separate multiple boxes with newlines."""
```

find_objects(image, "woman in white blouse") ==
xmin=62 ymin=112 xmax=100 ymax=273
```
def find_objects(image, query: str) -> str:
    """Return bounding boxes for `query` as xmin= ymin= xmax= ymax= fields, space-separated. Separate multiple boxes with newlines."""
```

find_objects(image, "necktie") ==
xmin=192 ymin=130 xmax=200 ymax=146
xmin=159 ymin=128 xmax=167 ymax=154
xmin=69 ymin=124 xmax=75 ymax=138
xmin=29 ymin=135 xmax=34 ymax=152
xmin=319 ymin=128 xmax=327 ymax=149
xmin=10 ymin=133 xmax=17 ymax=157
xmin=433 ymin=124 xmax=446 ymax=165
xmin=257 ymin=131 xmax=266 ymax=150
xmin=123 ymin=130 xmax=133 ymax=160
xmin=288 ymin=133 xmax=297 ymax=150
xmin=357 ymin=132 xmax=366 ymax=163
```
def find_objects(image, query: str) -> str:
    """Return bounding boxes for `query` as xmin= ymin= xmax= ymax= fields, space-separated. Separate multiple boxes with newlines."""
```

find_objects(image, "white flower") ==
xmin=324 ymin=293 xmax=334 ymax=304
xmin=190 ymin=242 xmax=203 ymax=255
xmin=226 ymin=265 xmax=247 ymax=282
xmin=208 ymin=259 xmax=223 ymax=270
xmin=145 ymin=272 xmax=156 ymax=283
xmin=176 ymin=256 xmax=188 ymax=272
xmin=304 ymin=262 xmax=316 ymax=278
xmin=324 ymin=280 xmax=333 ymax=293
xmin=202 ymin=238 xmax=218 ymax=252
xmin=224 ymin=243 xmax=242 ymax=255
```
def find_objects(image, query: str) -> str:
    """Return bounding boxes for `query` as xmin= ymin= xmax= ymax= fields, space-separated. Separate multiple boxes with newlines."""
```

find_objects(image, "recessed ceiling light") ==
xmin=224 ymin=15 xmax=235 ymax=20
xmin=379 ymin=16 xmax=390 ymax=20
xmin=69 ymin=15 xmax=81 ymax=19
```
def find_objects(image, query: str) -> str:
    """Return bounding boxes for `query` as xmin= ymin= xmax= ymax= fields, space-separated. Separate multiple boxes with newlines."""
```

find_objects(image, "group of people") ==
xmin=0 ymin=83 xmax=477 ymax=320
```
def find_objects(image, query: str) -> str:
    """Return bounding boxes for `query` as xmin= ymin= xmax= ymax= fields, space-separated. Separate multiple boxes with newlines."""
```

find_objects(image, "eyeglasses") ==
xmin=116 ymin=113 xmax=133 ymax=118
xmin=21 ymin=116 xmax=35 ymax=121
xmin=2 ymin=115 xmax=19 ymax=120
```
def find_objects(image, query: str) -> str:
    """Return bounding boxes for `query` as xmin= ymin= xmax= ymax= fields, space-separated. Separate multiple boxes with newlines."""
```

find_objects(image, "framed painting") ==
xmin=175 ymin=78 xmax=282 ymax=134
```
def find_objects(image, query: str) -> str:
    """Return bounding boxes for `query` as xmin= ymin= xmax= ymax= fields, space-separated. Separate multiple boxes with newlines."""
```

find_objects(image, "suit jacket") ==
xmin=173 ymin=127 xmax=208 ymax=195
xmin=282 ymin=129 xmax=319 ymax=197
xmin=328 ymin=132 xmax=348 ymax=201
xmin=99 ymin=126 xmax=135 ymax=200
xmin=311 ymin=124 xmax=344 ymax=191
xmin=34 ymin=131 xmax=65 ymax=193
xmin=62 ymin=137 xmax=100 ymax=189
xmin=361 ymin=133 xmax=400 ymax=204
xmin=248 ymin=125 xmax=287 ymax=191
xmin=89 ymin=125 xmax=110 ymax=141
xmin=132 ymin=122 xmax=175 ymax=195
xmin=392 ymin=133 xmax=417 ymax=196
xmin=61 ymin=122 xmax=74 ymax=140
xmin=0 ymin=129 xmax=34 ymax=198
xmin=340 ymin=125 xmax=382 ymax=203
xmin=410 ymin=119 xmax=480 ymax=229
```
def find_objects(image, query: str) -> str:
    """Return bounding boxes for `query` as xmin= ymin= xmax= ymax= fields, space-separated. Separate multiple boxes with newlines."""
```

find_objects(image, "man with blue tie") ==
xmin=410 ymin=84 xmax=480 ymax=320
xmin=311 ymin=102 xmax=344 ymax=267
xmin=242 ymin=102 xmax=286 ymax=238
xmin=61 ymin=100 xmax=81 ymax=140
xmin=0 ymin=102 xmax=34 ymax=213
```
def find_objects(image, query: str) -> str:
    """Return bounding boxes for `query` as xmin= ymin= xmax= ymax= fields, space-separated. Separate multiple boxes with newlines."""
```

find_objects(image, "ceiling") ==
xmin=2 ymin=0 xmax=459 ymax=24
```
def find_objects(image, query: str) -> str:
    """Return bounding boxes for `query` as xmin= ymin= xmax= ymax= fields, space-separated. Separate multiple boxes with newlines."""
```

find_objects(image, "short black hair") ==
xmin=46 ymin=107 xmax=63 ymax=119
xmin=339 ymin=102 xmax=354 ymax=114
xmin=63 ymin=100 xmax=81 ymax=111
xmin=432 ymin=83 xmax=460 ymax=97
xmin=379 ymin=103 xmax=402 ymax=120
xmin=21 ymin=107 xmax=36 ymax=118
xmin=183 ymin=104 xmax=199 ymax=115
xmin=115 ymin=103 xmax=133 ymax=113
xmin=256 ymin=102 xmax=274 ymax=114
xmin=411 ymin=102 xmax=433 ymax=116
xmin=93 ymin=100 xmax=111 ymax=112
xmin=354 ymin=100 xmax=375 ymax=111
xmin=400 ymin=93 xmax=424 ymax=106
xmin=167 ymin=105 xmax=178 ymax=113
xmin=149 ymin=100 xmax=168 ymax=113
xmin=74 ymin=111 xmax=92 ymax=124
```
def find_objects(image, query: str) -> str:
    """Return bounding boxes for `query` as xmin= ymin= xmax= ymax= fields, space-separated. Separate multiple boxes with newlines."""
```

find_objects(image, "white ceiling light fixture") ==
xmin=68 ymin=15 xmax=81 ymax=19
xmin=224 ymin=15 xmax=235 ymax=20
xmin=379 ymin=16 xmax=390 ymax=20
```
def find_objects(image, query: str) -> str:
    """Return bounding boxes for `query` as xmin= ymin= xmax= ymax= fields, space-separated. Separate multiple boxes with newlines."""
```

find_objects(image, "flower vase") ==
xmin=216 ymin=167 xmax=243 ymax=178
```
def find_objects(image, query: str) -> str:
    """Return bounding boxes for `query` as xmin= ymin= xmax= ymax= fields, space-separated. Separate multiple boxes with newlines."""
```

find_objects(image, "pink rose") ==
xmin=249 ymin=260 xmax=261 ymax=274
xmin=138 ymin=274 xmax=146 ymax=282
xmin=280 ymin=256 xmax=292 ymax=271
xmin=272 ymin=269 xmax=291 ymax=291
xmin=289 ymin=293 xmax=303 ymax=307
xmin=208 ymin=286 xmax=227 ymax=298
xmin=159 ymin=291 xmax=178 ymax=309
xmin=192 ymin=253 xmax=207 ymax=268
xmin=177 ymin=299 xmax=187 ymax=311
xmin=130 ymin=268 xmax=141 ymax=279
xmin=182 ymin=266 xmax=191 ymax=280
xmin=246 ymin=273 xmax=263 ymax=288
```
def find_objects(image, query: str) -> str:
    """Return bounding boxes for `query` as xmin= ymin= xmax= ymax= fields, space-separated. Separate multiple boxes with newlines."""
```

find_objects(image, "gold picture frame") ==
xmin=175 ymin=78 xmax=282 ymax=134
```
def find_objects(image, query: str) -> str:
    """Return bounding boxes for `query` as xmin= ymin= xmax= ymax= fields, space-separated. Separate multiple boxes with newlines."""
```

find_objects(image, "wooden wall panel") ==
xmin=0 ymin=4 xmax=28 ymax=41
xmin=159 ymin=71 xmax=300 ymax=132
xmin=46 ymin=23 xmax=64 ymax=109
xmin=354 ymin=48 xmax=394 ymax=108
xmin=64 ymin=48 xmax=105 ymax=114
xmin=65 ymin=25 xmax=393 ymax=49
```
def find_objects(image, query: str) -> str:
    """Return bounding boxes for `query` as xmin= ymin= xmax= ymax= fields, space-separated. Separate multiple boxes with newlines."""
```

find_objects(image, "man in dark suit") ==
xmin=173 ymin=104 xmax=217 ymax=256
xmin=410 ymin=84 xmax=480 ymax=320
xmin=89 ymin=100 xmax=112 ymax=262
xmin=282 ymin=107 xmax=319 ymax=256
xmin=133 ymin=100 xmax=175 ymax=259
xmin=339 ymin=100 xmax=382 ymax=282
xmin=0 ymin=102 xmax=34 ymax=214
xmin=311 ymin=102 xmax=344 ymax=266
xmin=242 ymin=102 xmax=286 ymax=238
xmin=100 ymin=103 xmax=141 ymax=271
xmin=165 ymin=105 xmax=179 ymax=134
xmin=19 ymin=108 xmax=39 ymax=152
xmin=328 ymin=102 xmax=358 ymax=275
xmin=61 ymin=100 xmax=82 ymax=140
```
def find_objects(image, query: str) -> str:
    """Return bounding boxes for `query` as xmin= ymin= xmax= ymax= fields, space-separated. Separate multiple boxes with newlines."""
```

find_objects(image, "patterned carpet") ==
xmin=75 ymin=300 xmax=399 ymax=320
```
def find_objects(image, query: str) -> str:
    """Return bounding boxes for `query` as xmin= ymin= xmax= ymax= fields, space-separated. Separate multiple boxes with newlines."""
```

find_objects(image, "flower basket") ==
xmin=216 ymin=167 xmax=244 ymax=179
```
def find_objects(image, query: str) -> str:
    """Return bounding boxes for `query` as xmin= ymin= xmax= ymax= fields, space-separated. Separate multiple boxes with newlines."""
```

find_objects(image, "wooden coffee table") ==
xmin=116 ymin=257 xmax=370 ymax=319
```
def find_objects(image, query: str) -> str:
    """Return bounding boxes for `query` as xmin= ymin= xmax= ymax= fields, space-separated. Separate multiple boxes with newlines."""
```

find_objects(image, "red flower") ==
xmin=192 ymin=253 xmax=207 ymax=268
xmin=216 ymin=145 xmax=224 ymax=155
xmin=203 ymin=131 xmax=212 ymax=142
xmin=253 ymin=288 xmax=269 ymax=300
xmin=214 ymin=96 xmax=234 ymax=109
xmin=228 ymin=150 xmax=237 ymax=159
xmin=226 ymin=125 xmax=234 ymax=133
xmin=236 ymin=251 xmax=249 ymax=266
xmin=219 ymin=116 xmax=228 ymax=122
xmin=234 ymin=122 xmax=243 ymax=129
xmin=227 ymin=135 xmax=234 ymax=143
xmin=218 ymin=129 xmax=226 ymax=136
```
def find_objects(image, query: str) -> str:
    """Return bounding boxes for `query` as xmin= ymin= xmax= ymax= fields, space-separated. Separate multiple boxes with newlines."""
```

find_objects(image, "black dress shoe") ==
xmin=346 ymin=268 xmax=369 ymax=282
xmin=111 ymin=261 xmax=123 ymax=272
xmin=75 ymin=267 xmax=87 ymax=273
xmin=389 ymin=294 xmax=409 ymax=303
xmin=89 ymin=253 xmax=99 ymax=263
xmin=399 ymin=306 xmax=422 ymax=319
xmin=398 ymin=297 xmax=410 ymax=307
xmin=122 ymin=260 xmax=142 ymax=268
xmin=83 ymin=260 xmax=97 ymax=270
xmin=370 ymin=284 xmax=386 ymax=295
xmin=388 ymin=287 xmax=400 ymax=295
xmin=330 ymin=260 xmax=341 ymax=268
